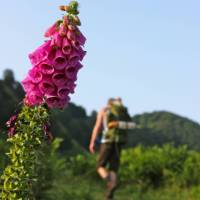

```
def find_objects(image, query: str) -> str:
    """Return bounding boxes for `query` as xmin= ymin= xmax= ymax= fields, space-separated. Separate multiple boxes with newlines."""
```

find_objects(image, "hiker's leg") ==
xmin=105 ymin=171 xmax=118 ymax=199
xmin=97 ymin=166 xmax=109 ymax=179
xmin=96 ymin=143 xmax=112 ymax=180
xmin=109 ymin=143 xmax=121 ymax=186
xmin=109 ymin=171 xmax=117 ymax=187
xmin=105 ymin=143 xmax=121 ymax=199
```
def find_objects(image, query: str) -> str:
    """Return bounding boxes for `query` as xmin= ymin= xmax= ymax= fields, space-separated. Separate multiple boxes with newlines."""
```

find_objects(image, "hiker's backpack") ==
xmin=101 ymin=104 xmax=131 ymax=143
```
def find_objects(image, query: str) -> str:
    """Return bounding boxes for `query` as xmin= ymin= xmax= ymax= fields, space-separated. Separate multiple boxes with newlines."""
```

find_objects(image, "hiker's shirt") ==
xmin=101 ymin=104 xmax=134 ymax=144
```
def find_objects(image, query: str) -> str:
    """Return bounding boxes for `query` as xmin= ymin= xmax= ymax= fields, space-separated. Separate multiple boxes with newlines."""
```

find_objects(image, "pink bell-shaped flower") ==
xmin=22 ymin=76 xmax=36 ymax=93
xmin=39 ymin=61 xmax=54 ymax=75
xmin=28 ymin=67 xmax=43 ymax=83
xmin=67 ymin=81 xmax=76 ymax=94
xmin=75 ymin=62 xmax=83 ymax=70
xmin=51 ymin=32 xmax=63 ymax=48
xmin=69 ymin=50 xmax=80 ymax=66
xmin=57 ymin=86 xmax=70 ymax=99
xmin=44 ymin=21 xmax=58 ymax=37
xmin=22 ymin=8 xmax=86 ymax=110
xmin=62 ymin=37 xmax=72 ymax=55
xmin=29 ymin=40 xmax=51 ymax=66
xmin=65 ymin=62 xmax=82 ymax=80
xmin=67 ymin=30 xmax=77 ymax=41
xmin=76 ymin=30 xmax=86 ymax=46
xmin=71 ymin=40 xmax=80 ymax=50
xmin=77 ymin=47 xmax=86 ymax=61
xmin=39 ymin=79 xmax=56 ymax=95
xmin=47 ymin=47 xmax=57 ymax=61
xmin=45 ymin=95 xmax=60 ymax=108
xmin=65 ymin=66 xmax=77 ymax=80
xmin=52 ymin=72 xmax=67 ymax=86
xmin=53 ymin=49 xmax=68 ymax=70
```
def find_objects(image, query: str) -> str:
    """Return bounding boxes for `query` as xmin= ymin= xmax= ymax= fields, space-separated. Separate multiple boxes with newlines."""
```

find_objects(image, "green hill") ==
xmin=128 ymin=111 xmax=200 ymax=150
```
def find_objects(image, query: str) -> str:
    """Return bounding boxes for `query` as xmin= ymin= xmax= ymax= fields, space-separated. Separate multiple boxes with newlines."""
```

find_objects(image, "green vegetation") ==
xmin=3 ymin=142 xmax=200 ymax=200
xmin=58 ymin=145 xmax=200 ymax=199
xmin=1 ymin=105 xmax=50 ymax=199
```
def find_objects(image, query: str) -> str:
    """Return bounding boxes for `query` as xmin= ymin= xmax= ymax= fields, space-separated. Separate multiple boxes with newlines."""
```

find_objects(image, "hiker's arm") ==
xmin=108 ymin=121 xmax=136 ymax=130
xmin=89 ymin=109 xmax=104 ymax=153
xmin=119 ymin=121 xmax=136 ymax=129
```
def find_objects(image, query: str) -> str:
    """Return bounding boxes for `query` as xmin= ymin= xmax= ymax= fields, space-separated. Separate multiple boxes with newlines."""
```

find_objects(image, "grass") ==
xmin=48 ymin=171 xmax=200 ymax=200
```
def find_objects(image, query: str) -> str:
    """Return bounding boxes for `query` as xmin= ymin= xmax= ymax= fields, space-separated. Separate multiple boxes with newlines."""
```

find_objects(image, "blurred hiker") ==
xmin=89 ymin=97 xmax=136 ymax=200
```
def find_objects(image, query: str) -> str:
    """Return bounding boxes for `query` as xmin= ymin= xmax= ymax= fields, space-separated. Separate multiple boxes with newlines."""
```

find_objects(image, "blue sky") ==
xmin=0 ymin=0 xmax=199 ymax=123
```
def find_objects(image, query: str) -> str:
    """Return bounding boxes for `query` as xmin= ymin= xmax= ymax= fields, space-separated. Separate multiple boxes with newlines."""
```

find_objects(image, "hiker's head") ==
xmin=107 ymin=97 xmax=123 ymax=107
xmin=113 ymin=97 xmax=123 ymax=106
xmin=107 ymin=98 xmax=115 ymax=107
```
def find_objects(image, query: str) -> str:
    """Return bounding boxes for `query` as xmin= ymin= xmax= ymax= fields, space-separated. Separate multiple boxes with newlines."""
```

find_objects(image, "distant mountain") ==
xmin=128 ymin=111 xmax=200 ymax=150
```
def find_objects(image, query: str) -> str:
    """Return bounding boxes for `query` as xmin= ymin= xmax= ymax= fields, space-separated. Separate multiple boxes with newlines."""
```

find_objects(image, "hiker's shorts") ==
xmin=96 ymin=143 xmax=122 ymax=172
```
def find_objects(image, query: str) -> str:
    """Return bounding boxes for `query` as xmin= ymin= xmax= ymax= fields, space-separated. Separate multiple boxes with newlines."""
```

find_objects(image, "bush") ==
xmin=120 ymin=144 xmax=200 ymax=187
xmin=182 ymin=151 xmax=200 ymax=186
xmin=120 ymin=146 xmax=164 ymax=187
